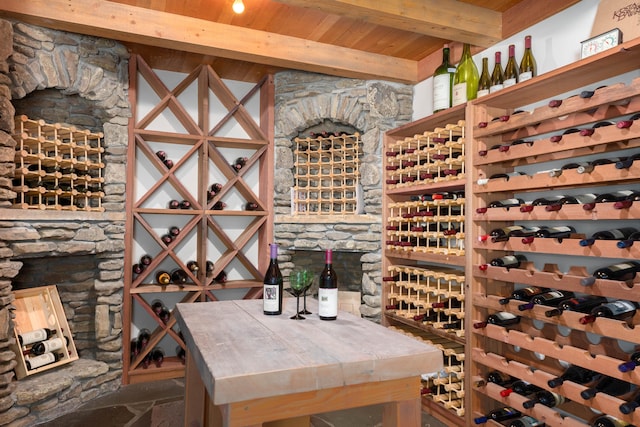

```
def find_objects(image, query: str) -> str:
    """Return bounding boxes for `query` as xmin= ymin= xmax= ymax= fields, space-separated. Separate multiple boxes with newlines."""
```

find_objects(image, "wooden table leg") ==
xmin=382 ymin=397 xmax=421 ymax=427
xmin=184 ymin=351 xmax=207 ymax=427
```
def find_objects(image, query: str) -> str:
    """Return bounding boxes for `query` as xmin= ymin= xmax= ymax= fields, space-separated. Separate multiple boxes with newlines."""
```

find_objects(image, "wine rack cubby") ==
xmin=382 ymin=104 xmax=467 ymax=426
xmin=468 ymin=37 xmax=640 ymax=427
xmin=123 ymin=55 xmax=274 ymax=384
xmin=292 ymin=132 xmax=362 ymax=215
xmin=12 ymin=115 xmax=105 ymax=211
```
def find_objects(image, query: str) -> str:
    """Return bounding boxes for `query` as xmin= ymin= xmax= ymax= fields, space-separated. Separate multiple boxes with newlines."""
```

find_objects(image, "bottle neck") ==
xmin=442 ymin=47 xmax=450 ymax=65
xmin=325 ymin=249 xmax=333 ymax=265
xmin=461 ymin=43 xmax=471 ymax=59
xmin=508 ymin=44 xmax=515 ymax=58
xmin=269 ymin=243 xmax=278 ymax=260
xmin=525 ymin=36 xmax=532 ymax=49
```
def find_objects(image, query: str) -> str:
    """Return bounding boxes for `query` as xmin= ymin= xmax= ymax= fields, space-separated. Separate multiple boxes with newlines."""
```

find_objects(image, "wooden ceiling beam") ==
xmin=272 ymin=0 xmax=503 ymax=47
xmin=0 ymin=0 xmax=419 ymax=83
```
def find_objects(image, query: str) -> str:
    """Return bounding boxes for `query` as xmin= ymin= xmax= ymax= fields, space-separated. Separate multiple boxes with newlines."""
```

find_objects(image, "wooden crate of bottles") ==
xmin=292 ymin=132 xmax=361 ymax=215
xmin=12 ymin=115 xmax=105 ymax=211
xmin=468 ymin=38 xmax=640 ymax=427
xmin=9 ymin=285 xmax=78 ymax=379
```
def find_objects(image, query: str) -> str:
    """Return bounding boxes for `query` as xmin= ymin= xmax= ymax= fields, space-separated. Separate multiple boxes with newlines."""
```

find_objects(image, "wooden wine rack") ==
xmin=12 ymin=115 xmax=105 ymax=211
xmin=292 ymin=133 xmax=361 ymax=215
xmin=467 ymin=37 xmax=640 ymax=427
xmin=382 ymin=104 xmax=467 ymax=426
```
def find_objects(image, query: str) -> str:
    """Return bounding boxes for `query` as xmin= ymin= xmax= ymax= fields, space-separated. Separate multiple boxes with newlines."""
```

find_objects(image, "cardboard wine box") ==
xmin=10 ymin=285 xmax=78 ymax=379
xmin=591 ymin=0 xmax=640 ymax=42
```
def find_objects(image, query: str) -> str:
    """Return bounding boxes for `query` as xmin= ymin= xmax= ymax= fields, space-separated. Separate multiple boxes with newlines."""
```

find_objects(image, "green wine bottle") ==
xmin=452 ymin=43 xmax=479 ymax=106
xmin=433 ymin=44 xmax=456 ymax=112
xmin=489 ymin=51 xmax=504 ymax=93
xmin=477 ymin=57 xmax=490 ymax=98
xmin=519 ymin=35 xmax=537 ymax=81
xmin=503 ymin=44 xmax=519 ymax=88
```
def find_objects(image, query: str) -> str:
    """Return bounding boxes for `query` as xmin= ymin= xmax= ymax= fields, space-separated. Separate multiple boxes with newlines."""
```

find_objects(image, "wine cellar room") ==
xmin=0 ymin=0 xmax=640 ymax=426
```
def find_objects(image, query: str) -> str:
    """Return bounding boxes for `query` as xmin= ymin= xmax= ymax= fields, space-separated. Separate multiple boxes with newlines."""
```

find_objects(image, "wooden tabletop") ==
xmin=175 ymin=299 xmax=443 ymax=405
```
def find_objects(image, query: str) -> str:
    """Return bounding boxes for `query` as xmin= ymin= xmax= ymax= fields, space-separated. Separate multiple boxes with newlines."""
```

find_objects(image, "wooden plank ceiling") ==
xmin=0 ymin=0 xmax=579 ymax=83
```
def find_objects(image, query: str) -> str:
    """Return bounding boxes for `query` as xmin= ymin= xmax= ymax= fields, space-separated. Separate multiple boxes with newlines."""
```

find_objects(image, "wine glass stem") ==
xmin=296 ymin=295 xmax=300 ymax=315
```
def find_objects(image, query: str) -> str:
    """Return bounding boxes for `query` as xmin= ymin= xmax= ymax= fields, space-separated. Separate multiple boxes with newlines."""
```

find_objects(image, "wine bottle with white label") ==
xmin=318 ymin=249 xmax=338 ymax=320
xmin=263 ymin=243 xmax=283 ymax=315
xmin=519 ymin=35 xmax=536 ymax=81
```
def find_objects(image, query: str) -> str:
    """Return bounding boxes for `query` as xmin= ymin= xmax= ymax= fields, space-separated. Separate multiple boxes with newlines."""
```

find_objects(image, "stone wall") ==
xmin=272 ymin=71 xmax=412 ymax=321
xmin=0 ymin=19 xmax=130 ymax=426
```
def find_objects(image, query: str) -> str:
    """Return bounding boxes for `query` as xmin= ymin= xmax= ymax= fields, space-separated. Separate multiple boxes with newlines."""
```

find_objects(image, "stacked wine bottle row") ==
xmin=385 ymin=121 xmax=465 ymax=189
xmin=469 ymin=54 xmax=640 ymax=426
xmin=292 ymin=132 xmax=361 ymax=215
xmin=386 ymin=194 xmax=465 ymax=257
xmin=385 ymin=265 xmax=465 ymax=337
xmin=12 ymin=115 xmax=105 ymax=211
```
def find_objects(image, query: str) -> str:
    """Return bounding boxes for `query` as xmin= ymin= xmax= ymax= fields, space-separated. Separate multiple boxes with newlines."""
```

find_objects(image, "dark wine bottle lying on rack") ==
xmin=580 ymin=227 xmax=638 ymax=247
xmin=518 ymin=290 xmax=574 ymax=311
xmin=473 ymin=406 xmax=522 ymax=424
xmin=613 ymin=190 xmax=640 ymax=209
xmin=618 ymin=388 xmax=640 ymax=414
xmin=580 ymin=375 xmax=635 ymax=400
xmin=232 ymin=156 xmax=248 ymax=171
xmin=544 ymin=295 xmax=608 ymax=317
xmin=619 ymin=351 xmax=640 ymax=373
xmin=579 ymin=121 xmax=614 ymax=137
xmin=615 ymin=152 xmax=640 ymax=169
xmin=507 ymin=415 xmax=545 ymax=427
xmin=473 ymin=311 xmax=520 ymax=329
xmin=522 ymin=390 xmax=564 ymax=409
xmin=499 ymin=286 xmax=548 ymax=305
xmin=549 ymin=127 xmax=580 ymax=143
xmin=170 ymin=268 xmax=188 ymax=285
xmin=579 ymin=300 xmax=638 ymax=324
xmin=545 ymin=193 xmax=598 ymax=211
xmin=501 ymin=380 xmax=542 ymax=398
xmin=581 ymin=261 xmax=640 ymax=286
xmin=490 ymin=254 xmax=527 ymax=268
xmin=547 ymin=365 xmax=599 ymax=388
xmin=590 ymin=414 xmax=633 ymax=427
xmin=616 ymin=112 xmax=640 ymax=129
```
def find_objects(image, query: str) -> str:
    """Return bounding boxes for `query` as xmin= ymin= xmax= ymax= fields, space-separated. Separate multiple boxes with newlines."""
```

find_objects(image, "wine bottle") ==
xmin=508 ymin=415 xmax=545 ymax=427
xmin=473 ymin=406 xmax=522 ymax=424
xmin=25 ymin=352 xmax=63 ymax=370
xmin=263 ymin=243 xmax=283 ymax=315
xmin=593 ymin=261 xmax=640 ymax=280
xmin=150 ymin=347 xmax=165 ymax=368
xmin=614 ymin=190 xmax=640 ymax=209
xmin=151 ymin=299 xmax=164 ymax=316
xmin=489 ymin=51 xmax=505 ymax=93
xmin=433 ymin=44 xmax=456 ymax=112
xmin=477 ymin=57 xmax=491 ymax=98
xmin=548 ymin=365 xmax=599 ymax=388
xmin=579 ymin=300 xmax=638 ymax=324
xmin=176 ymin=345 xmax=186 ymax=364
xmin=186 ymin=260 xmax=200 ymax=273
xmin=170 ymin=268 xmax=188 ymax=284
xmin=137 ymin=328 xmax=151 ymax=350
xmin=577 ymin=157 xmax=621 ymax=173
xmin=544 ymin=295 xmax=608 ymax=317
xmin=518 ymin=290 xmax=575 ymax=311
xmin=473 ymin=311 xmax=521 ymax=329
xmin=245 ymin=202 xmax=259 ymax=211
xmin=499 ymin=286 xmax=548 ymax=305
xmin=155 ymin=150 xmax=167 ymax=161
xmin=619 ymin=388 xmax=640 ymax=414
xmin=210 ymin=182 xmax=222 ymax=194
xmin=232 ymin=156 xmax=248 ymax=171
xmin=579 ymin=227 xmax=638 ymax=247
xmin=155 ymin=270 xmax=171 ymax=285
xmin=590 ymin=414 xmax=634 ymax=427
xmin=18 ymin=328 xmax=57 ymax=346
xmin=132 ymin=263 xmax=145 ymax=275
xmin=503 ymin=44 xmax=519 ymax=88
xmin=206 ymin=260 xmax=215 ymax=276
xmin=522 ymin=390 xmax=565 ymax=409
xmin=168 ymin=199 xmax=180 ymax=209
xmin=452 ymin=43 xmax=479 ymax=106
xmin=485 ymin=370 xmax=515 ymax=386
xmin=168 ymin=226 xmax=180 ymax=237
xmin=615 ymin=152 xmax=640 ymax=169
xmin=516 ymin=36 xmax=536 ymax=80
xmin=160 ymin=234 xmax=173 ymax=245
xmin=30 ymin=336 xmax=69 ymax=356
xmin=318 ymin=249 xmax=338 ymax=320
xmin=485 ymin=225 xmax=525 ymax=242
xmin=546 ymin=193 xmax=598 ymax=211
xmin=490 ymin=254 xmax=527 ymax=268
xmin=212 ymin=201 xmax=226 ymax=210
xmin=579 ymin=121 xmax=614 ymax=137
xmin=580 ymin=375 xmax=635 ymax=399
xmin=617 ymin=113 xmax=640 ymax=129
xmin=179 ymin=200 xmax=191 ymax=209
xmin=501 ymin=380 xmax=543 ymax=398
xmin=488 ymin=198 xmax=524 ymax=208
xmin=214 ymin=270 xmax=227 ymax=283
xmin=533 ymin=226 xmax=575 ymax=239
xmin=619 ymin=351 xmax=640 ymax=372
xmin=580 ymin=86 xmax=606 ymax=98
xmin=163 ymin=159 xmax=174 ymax=169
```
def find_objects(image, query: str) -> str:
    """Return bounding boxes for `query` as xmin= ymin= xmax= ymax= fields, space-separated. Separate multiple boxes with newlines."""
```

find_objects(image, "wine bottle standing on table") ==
xmin=452 ymin=43 xmax=479 ymax=106
xmin=519 ymin=35 xmax=537 ymax=81
xmin=263 ymin=243 xmax=283 ymax=315
xmin=432 ymin=44 xmax=456 ymax=112
xmin=503 ymin=44 xmax=519 ymax=88
xmin=318 ymin=249 xmax=338 ymax=320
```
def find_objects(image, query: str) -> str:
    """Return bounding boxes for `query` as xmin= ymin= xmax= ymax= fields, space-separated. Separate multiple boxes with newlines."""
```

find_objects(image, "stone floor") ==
xmin=34 ymin=378 xmax=449 ymax=427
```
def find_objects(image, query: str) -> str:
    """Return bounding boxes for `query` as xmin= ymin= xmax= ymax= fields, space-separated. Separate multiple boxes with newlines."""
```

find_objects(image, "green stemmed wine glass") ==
xmin=288 ymin=269 xmax=314 ymax=320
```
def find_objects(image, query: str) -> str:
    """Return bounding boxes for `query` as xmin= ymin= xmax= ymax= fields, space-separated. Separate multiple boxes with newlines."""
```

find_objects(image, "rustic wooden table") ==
xmin=175 ymin=299 xmax=442 ymax=427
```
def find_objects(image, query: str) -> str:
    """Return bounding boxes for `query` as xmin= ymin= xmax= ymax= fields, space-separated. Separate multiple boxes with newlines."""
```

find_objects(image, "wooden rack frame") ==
xmin=12 ymin=115 xmax=105 ymax=211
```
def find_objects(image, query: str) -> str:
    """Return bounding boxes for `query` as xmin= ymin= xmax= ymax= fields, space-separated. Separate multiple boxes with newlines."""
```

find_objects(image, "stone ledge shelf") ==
xmin=275 ymin=214 xmax=379 ymax=224
xmin=0 ymin=210 xmax=126 ymax=222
